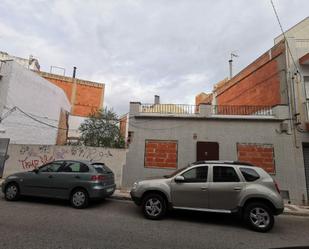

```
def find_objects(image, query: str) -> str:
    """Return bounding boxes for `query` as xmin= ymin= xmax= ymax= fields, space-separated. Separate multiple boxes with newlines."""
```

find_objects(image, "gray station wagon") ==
xmin=130 ymin=161 xmax=284 ymax=232
xmin=2 ymin=160 xmax=116 ymax=208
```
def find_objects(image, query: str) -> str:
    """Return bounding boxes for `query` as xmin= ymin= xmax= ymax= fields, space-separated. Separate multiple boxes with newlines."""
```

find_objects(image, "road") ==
xmin=0 ymin=195 xmax=309 ymax=249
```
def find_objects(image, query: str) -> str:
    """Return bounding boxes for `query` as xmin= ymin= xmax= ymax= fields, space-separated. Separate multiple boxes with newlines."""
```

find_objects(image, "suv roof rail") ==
xmin=191 ymin=160 xmax=254 ymax=166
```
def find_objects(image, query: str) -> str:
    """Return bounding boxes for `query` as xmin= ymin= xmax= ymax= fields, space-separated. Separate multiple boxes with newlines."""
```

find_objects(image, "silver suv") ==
xmin=130 ymin=161 xmax=284 ymax=232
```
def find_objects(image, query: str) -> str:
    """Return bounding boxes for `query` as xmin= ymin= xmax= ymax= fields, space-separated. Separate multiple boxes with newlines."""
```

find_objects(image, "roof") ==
xmin=191 ymin=160 xmax=254 ymax=166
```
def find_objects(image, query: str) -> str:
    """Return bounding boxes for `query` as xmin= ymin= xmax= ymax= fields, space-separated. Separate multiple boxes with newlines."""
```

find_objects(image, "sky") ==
xmin=0 ymin=0 xmax=308 ymax=114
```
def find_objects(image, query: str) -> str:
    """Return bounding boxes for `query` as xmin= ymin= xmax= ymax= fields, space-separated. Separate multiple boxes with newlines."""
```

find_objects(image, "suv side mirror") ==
xmin=174 ymin=175 xmax=185 ymax=183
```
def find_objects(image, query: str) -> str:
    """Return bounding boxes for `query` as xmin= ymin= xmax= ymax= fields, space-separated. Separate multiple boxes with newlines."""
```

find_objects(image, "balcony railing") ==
xmin=140 ymin=104 xmax=198 ymax=114
xmin=212 ymin=105 xmax=273 ymax=116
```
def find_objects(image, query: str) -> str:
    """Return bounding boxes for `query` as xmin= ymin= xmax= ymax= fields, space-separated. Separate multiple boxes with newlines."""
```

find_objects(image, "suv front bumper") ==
xmin=130 ymin=191 xmax=142 ymax=206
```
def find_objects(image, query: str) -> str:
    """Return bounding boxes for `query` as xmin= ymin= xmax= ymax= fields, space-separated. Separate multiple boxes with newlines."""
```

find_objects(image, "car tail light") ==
xmin=91 ymin=175 xmax=105 ymax=181
xmin=274 ymin=180 xmax=280 ymax=193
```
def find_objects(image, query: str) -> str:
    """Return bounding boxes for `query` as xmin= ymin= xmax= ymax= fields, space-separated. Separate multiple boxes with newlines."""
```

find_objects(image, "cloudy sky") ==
xmin=0 ymin=0 xmax=308 ymax=114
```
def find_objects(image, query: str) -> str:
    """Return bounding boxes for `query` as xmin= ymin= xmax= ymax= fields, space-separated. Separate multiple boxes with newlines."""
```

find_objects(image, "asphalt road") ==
xmin=0 ymin=196 xmax=309 ymax=249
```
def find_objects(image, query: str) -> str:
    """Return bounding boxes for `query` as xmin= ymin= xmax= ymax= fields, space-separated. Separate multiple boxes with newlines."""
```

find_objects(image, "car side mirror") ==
xmin=33 ymin=168 xmax=39 ymax=174
xmin=174 ymin=175 xmax=185 ymax=183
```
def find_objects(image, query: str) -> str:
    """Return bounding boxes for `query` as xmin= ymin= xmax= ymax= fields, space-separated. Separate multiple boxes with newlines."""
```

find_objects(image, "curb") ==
xmin=109 ymin=194 xmax=309 ymax=217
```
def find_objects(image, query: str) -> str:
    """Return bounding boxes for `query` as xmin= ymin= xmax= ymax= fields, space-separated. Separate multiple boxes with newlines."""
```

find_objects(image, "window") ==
xmin=213 ymin=166 xmax=240 ymax=182
xmin=61 ymin=162 xmax=89 ymax=173
xmin=305 ymin=76 xmax=309 ymax=99
xmin=39 ymin=162 xmax=63 ymax=173
xmin=240 ymin=167 xmax=260 ymax=182
xmin=91 ymin=163 xmax=112 ymax=174
xmin=181 ymin=166 xmax=208 ymax=182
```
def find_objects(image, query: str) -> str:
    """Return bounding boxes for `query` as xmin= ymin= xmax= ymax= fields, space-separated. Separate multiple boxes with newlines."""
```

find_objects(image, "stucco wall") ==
xmin=3 ymin=144 xmax=126 ymax=187
xmin=123 ymin=114 xmax=307 ymax=204
xmin=0 ymin=61 xmax=71 ymax=144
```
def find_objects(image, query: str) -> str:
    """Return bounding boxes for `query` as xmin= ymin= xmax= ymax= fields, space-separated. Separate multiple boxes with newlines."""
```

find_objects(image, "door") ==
xmin=22 ymin=162 xmax=64 ymax=197
xmin=208 ymin=165 xmax=245 ymax=211
xmin=171 ymin=166 xmax=209 ymax=209
xmin=53 ymin=161 xmax=91 ymax=198
xmin=196 ymin=142 xmax=219 ymax=161
xmin=0 ymin=138 xmax=10 ymax=178
xmin=302 ymin=145 xmax=309 ymax=200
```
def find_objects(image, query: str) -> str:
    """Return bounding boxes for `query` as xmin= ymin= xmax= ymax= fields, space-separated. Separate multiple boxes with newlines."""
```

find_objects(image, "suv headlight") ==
xmin=132 ymin=181 xmax=139 ymax=190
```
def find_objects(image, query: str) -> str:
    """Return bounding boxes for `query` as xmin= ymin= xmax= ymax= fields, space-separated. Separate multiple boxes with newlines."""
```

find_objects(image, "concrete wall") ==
xmin=0 ymin=61 xmax=71 ymax=144
xmin=123 ymin=110 xmax=308 ymax=204
xmin=3 ymin=144 xmax=126 ymax=187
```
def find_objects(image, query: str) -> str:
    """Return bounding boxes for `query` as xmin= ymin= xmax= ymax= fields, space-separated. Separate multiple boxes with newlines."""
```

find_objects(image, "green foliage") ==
xmin=79 ymin=108 xmax=125 ymax=148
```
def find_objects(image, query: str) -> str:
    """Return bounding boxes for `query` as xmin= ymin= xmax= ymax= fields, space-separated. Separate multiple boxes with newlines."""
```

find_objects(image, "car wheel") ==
xmin=142 ymin=194 xmax=166 ymax=220
xmin=243 ymin=202 xmax=274 ymax=232
xmin=70 ymin=189 xmax=89 ymax=209
xmin=5 ymin=183 xmax=20 ymax=201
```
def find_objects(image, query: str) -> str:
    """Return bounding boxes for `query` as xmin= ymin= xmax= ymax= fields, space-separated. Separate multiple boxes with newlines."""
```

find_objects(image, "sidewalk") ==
xmin=111 ymin=189 xmax=309 ymax=217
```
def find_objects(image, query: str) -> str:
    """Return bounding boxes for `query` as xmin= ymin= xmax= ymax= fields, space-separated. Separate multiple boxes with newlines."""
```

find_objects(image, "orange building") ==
xmin=36 ymin=71 xmax=105 ymax=117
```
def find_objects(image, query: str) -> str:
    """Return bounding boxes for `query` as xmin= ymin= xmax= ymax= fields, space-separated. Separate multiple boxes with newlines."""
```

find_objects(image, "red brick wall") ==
xmin=144 ymin=140 xmax=177 ymax=169
xmin=216 ymin=40 xmax=285 ymax=107
xmin=36 ymin=71 xmax=104 ymax=117
xmin=237 ymin=143 xmax=275 ymax=173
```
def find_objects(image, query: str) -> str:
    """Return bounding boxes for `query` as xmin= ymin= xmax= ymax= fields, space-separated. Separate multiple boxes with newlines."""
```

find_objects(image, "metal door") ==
xmin=302 ymin=145 xmax=309 ymax=201
xmin=0 ymin=138 xmax=10 ymax=178
xmin=196 ymin=141 xmax=219 ymax=161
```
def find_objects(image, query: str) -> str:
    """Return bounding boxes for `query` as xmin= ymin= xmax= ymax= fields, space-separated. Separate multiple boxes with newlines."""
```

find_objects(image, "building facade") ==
xmin=0 ymin=61 xmax=71 ymax=144
xmin=35 ymin=71 xmax=105 ymax=142
xmin=195 ymin=17 xmax=309 ymax=200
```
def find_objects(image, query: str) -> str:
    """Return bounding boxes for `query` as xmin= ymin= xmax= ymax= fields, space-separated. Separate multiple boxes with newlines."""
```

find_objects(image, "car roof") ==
xmin=52 ymin=160 xmax=102 ymax=166
xmin=191 ymin=160 xmax=254 ymax=167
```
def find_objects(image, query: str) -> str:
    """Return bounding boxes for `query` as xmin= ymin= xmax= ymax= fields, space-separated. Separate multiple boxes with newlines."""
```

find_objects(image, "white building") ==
xmin=0 ymin=51 xmax=40 ymax=71
xmin=0 ymin=60 xmax=71 ymax=144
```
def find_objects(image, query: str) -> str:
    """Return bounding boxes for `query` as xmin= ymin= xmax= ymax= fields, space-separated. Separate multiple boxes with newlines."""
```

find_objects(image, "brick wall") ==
xmin=36 ymin=71 xmax=104 ymax=117
xmin=216 ymin=40 xmax=285 ymax=107
xmin=237 ymin=143 xmax=275 ymax=173
xmin=144 ymin=140 xmax=177 ymax=169
xmin=195 ymin=92 xmax=213 ymax=106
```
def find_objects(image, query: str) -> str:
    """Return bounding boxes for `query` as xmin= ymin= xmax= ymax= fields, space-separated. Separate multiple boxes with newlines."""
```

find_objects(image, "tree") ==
xmin=79 ymin=108 xmax=125 ymax=148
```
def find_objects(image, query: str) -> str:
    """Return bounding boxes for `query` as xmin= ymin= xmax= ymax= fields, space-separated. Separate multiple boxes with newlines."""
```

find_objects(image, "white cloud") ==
xmin=0 ymin=0 xmax=308 ymax=114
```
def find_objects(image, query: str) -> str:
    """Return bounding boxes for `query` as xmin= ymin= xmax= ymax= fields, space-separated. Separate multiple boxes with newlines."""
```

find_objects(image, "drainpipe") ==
xmin=70 ymin=66 xmax=77 ymax=114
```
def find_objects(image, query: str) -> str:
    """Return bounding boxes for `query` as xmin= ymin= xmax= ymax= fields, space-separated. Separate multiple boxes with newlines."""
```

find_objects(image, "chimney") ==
xmin=73 ymin=66 xmax=77 ymax=78
xmin=154 ymin=95 xmax=160 ymax=105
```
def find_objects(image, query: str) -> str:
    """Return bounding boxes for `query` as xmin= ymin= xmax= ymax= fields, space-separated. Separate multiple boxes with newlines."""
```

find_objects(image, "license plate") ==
xmin=106 ymin=188 xmax=114 ymax=193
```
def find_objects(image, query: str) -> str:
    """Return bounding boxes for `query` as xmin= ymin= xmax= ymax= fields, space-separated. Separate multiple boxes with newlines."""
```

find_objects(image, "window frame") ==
xmin=179 ymin=165 xmax=209 ymax=183
xmin=239 ymin=167 xmax=260 ymax=182
xmin=59 ymin=161 xmax=90 ymax=173
xmin=212 ymin=165 xmax=241 ymax=183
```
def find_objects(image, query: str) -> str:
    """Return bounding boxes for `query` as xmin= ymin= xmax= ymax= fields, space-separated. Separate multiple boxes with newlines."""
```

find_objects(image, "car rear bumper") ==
xmin=89 ymin=184 xmax=116 ymax=199
xmin=274 ymin=207 xmax=284 ymax=215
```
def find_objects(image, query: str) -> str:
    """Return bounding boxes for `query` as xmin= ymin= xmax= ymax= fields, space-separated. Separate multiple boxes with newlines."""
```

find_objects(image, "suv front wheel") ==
xmin=243 ymin=202 xmax=274 ymax=232
xmin=142 ymin=193 xmax=167 ymax=220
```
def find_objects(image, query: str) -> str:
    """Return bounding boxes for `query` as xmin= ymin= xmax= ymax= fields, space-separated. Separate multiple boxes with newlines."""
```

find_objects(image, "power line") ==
xmin=270 ymin=0 xmax=300 ymax=75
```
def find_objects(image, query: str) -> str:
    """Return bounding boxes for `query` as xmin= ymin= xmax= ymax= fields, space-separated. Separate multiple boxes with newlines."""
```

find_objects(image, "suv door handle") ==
xmin=201 ymin=187 xmax=208 ymax=191
xmin=234 ymin=187 xmax=241 ymax=191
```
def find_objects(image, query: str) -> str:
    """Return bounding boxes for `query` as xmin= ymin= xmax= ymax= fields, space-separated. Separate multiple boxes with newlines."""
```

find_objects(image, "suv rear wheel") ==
xmin=142 ymin=193 xmax=166 ymax=220
xmin=243 ymin=202 xmax=274 ymax=232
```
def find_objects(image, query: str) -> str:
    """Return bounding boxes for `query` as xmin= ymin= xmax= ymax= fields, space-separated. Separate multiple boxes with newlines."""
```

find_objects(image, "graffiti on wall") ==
xmin=17 ymin=145 xmax=114 ymax=170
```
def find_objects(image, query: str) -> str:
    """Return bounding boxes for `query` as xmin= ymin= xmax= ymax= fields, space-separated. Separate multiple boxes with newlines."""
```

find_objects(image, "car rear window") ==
xmin=240 ymin=167 xmax=260 ymax=182
xmin=91 ymin=163 xmax=113 ymax=174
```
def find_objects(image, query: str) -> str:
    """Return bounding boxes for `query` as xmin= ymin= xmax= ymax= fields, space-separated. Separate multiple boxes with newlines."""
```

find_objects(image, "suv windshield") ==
xmin=91 ymin=163 xmax=113 ymax=174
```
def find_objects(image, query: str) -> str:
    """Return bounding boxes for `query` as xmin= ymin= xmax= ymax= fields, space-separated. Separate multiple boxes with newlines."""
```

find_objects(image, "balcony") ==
xmin=130 ymin=102 xmax=288 ymax=120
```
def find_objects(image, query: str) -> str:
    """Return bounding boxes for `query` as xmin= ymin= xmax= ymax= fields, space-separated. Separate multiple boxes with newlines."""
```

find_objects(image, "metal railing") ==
xmin=140 ymin=104 xmax=198 ymax=114
xmin=212 ymin=105 xmax=273 ymax=116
